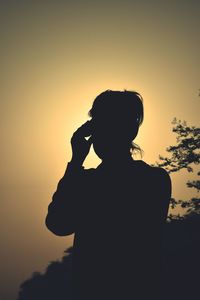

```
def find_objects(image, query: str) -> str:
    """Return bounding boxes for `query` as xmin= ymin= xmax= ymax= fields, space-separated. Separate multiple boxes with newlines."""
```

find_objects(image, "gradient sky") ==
xmin=1 ymin=1 xmax=200 ymax=299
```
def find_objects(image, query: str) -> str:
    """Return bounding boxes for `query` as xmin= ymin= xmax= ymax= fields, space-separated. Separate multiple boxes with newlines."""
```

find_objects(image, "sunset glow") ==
xmin=1 ymin=1 xmax=199 ymax=299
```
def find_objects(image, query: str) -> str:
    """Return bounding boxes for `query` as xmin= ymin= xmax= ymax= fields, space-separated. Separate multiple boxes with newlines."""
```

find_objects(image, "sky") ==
xmin=0 ymin=1 xmax=200 ymax=299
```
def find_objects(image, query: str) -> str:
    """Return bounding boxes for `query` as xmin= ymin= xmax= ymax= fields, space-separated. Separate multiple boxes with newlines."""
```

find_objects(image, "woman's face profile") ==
xmin=91 ymin=115 xmax=139 ymax=160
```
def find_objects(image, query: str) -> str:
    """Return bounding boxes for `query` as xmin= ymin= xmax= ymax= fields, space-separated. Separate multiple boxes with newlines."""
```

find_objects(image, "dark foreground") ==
xmin=18 ymin=215 xmax=200 ymax=300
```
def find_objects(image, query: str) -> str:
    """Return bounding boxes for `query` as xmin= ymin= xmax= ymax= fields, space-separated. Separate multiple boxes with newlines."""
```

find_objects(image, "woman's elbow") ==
xmin=45 ymin=213 xmax=75 ymax=236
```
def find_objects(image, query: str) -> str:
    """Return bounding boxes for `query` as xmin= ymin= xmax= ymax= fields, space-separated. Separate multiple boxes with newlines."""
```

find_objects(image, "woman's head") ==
xmin=88 ymin=90 xmax=144 ymax=160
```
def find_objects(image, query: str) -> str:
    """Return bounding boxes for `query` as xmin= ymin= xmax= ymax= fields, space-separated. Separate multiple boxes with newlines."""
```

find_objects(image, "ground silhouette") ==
xmin=18 ymin=215 xmax=200 ymax=300
xmin=17 ymin=248 xmax=73 ymax=300
xmin=163 ymin=214 xmax=200 ymax=300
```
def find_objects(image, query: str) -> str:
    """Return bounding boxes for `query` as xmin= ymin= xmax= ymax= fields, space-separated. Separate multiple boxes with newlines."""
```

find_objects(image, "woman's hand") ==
xmin=70 ymin=121 xmax=93 ymax=166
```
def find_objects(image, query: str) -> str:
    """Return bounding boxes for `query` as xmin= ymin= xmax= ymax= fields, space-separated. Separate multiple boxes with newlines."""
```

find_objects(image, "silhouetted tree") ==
xmin=17 ymin=248 xmax=73 ymax=300
xmin=155 ymin=118 xmax=200 ymax=218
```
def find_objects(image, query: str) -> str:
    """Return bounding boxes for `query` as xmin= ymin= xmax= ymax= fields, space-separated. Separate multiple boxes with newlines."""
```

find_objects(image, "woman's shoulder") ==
xmin=133 ymin=161 xmax=171 ymax=194
xmin=130 ymin=159 xmax=151 ymax=170
xmin=132 ymin=160 xmax=170 ymax=179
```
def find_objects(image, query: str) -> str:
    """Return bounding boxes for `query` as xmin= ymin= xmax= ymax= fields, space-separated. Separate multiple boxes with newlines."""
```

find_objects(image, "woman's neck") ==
xmin=101 ymin=153 xmax=133 ymax=165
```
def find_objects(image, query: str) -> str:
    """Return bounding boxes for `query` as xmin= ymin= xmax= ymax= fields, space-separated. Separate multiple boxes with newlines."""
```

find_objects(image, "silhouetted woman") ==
xmin=46 ymin=90 xmax=171 ymax=300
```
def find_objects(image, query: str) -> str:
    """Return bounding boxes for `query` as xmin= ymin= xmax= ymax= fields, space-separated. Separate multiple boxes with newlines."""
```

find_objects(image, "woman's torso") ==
xmin=72 ymin=160 xmax=164 ymax=299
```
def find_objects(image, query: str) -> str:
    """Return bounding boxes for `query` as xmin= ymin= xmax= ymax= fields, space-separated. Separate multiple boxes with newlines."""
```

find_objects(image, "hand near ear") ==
xmin=70 ymin=121 xmax=93 ymax=166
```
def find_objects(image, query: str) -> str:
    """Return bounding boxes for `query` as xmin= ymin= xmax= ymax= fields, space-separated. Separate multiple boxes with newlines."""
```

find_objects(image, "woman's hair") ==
xmin=88 ymin=89 xmax=144 ymax=157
